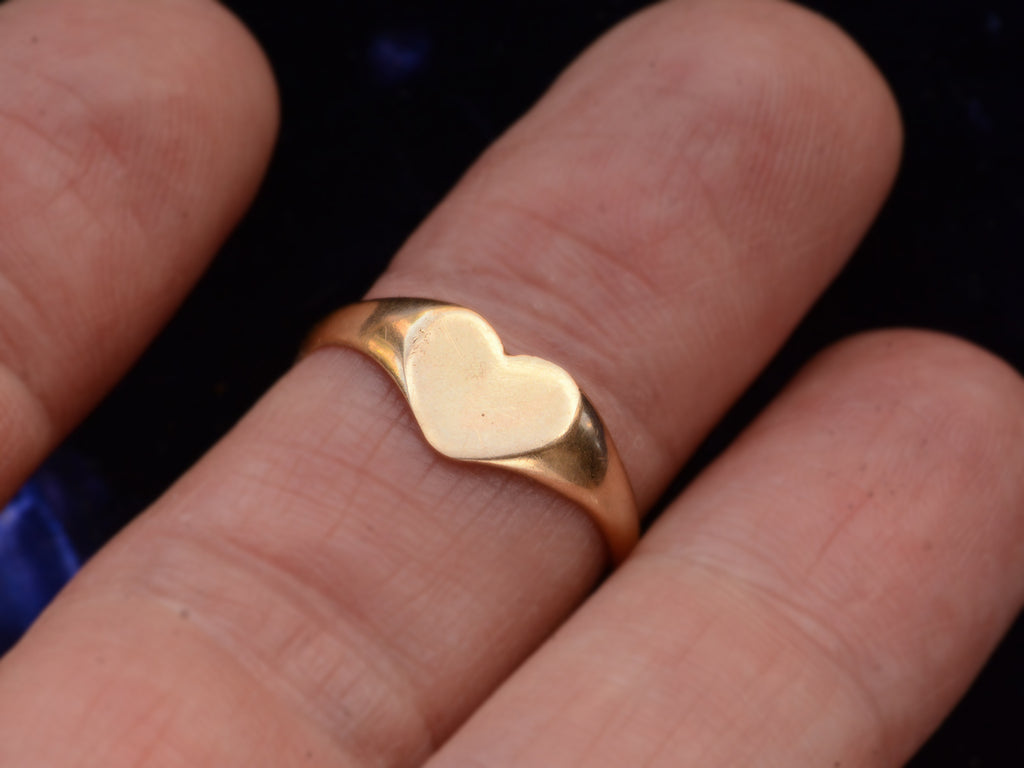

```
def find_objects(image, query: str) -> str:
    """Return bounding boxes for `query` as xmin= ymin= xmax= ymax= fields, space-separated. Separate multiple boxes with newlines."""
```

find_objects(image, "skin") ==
xmin=0 ymin=0 xmax=1021 ymax=765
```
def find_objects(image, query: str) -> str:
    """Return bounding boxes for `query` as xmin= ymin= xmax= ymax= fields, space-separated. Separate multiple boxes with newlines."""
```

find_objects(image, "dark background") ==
xmin=47 ymin=0 xmax=1024 ymax=764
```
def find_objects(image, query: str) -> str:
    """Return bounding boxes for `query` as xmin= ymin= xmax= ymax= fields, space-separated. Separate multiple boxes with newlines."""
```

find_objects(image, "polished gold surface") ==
xmin=302 ymin=299 xmax=639 ymax=564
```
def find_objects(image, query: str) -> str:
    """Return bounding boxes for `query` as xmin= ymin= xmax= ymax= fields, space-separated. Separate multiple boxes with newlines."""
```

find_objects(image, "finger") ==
xmin=0 ymin=0 xmax=277 ymax=496
xmin=426 ymin=331 xmax=1024 ymax=768
xmin=373 ymin=0 xmax=902 ymax=503
xmin=0 ymin=1 xmax=900 ymax=766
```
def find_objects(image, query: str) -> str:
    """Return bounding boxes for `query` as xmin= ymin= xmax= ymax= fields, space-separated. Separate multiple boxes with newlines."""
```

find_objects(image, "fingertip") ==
xmin=0 ymin=0 xmax=280 ymax=430
xmin=163 ymin=0 xmax=282 ymax=196
xmin=0 ymin=0 xmax=280 ymax=250
xmin=807 ymin=329 xmax=1024 ymax=459
xmin=604 ymin=0 xmax=905 ymax=254
xmin=672 ymin=0 xmax=905 ymax=243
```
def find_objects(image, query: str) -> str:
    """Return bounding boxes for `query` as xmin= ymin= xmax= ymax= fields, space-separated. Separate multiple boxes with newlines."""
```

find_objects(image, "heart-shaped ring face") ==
xmin=403 ymin=308 xmax=582 ymax=460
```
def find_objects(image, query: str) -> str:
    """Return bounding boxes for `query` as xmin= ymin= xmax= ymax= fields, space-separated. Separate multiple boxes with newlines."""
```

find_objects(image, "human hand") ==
xmin=0 ymin=0 xmax=1021 ymax=766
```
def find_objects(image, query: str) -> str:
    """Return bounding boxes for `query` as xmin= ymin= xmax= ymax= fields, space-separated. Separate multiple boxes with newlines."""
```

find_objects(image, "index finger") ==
xmin=0 ymin=0 xmax=277 ymax=497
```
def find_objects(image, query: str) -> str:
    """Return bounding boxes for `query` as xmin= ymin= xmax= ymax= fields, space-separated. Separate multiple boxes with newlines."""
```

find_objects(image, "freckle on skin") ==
xmin=179 ymin=608 xmax=190 ymax=620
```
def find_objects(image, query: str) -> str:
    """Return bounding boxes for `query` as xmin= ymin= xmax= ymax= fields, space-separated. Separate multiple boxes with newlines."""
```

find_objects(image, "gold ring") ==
xmin=301 ymin=298 xmax=639 ymax=564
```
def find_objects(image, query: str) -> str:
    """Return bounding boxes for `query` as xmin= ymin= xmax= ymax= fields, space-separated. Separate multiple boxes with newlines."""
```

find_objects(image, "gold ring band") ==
xmin=301 ymin=299 xmax=639 ymax=564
